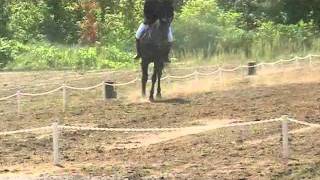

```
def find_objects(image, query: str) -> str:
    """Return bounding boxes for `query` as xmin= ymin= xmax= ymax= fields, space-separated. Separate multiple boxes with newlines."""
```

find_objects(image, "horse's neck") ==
xmin=149 ymin=20 xmax=160 ymax=30
xmin=151 ymin=21 xmax=167 ymax=39
xmin=141 ymin=20 xmax=168 ymax=43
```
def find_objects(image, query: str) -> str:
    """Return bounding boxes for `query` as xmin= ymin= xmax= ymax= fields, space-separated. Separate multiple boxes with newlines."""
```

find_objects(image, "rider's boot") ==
xmin=134 ymin=39 xmax=141 ymax=60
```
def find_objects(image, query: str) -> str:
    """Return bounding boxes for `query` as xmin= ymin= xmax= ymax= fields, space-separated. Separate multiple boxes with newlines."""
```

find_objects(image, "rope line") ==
xmin=61 ymin=126 xmax=181 ymax=132
xmin=21 ymin=87 xmax=63 ymax=96
xmin=105 ymin=78 xmax=138 ymax=86
xmin=288 ymin=118 xmax=320 ymax=127
xmin=0 ymin=54 xmax=317 ymax=100
xmin=0 ymin=126 xmax=51 ymax=136
xmin=0 ymin=118 xmax=282 ymax=136
xmin=65 ymin=83 xmax=103 ymax=91
xmin=0 ymin=93 xmax=17 ymax=101
xmin=197 ymin=69 xmax=220 ymax=76
xmin=1 ymin=117 xmax=319 ymax=139
xmin=169 ymin=71 xmax=197 ymax=79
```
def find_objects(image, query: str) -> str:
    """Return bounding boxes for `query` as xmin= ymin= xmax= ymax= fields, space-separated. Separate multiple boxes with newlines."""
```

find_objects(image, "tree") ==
xmin=174 ymin=0 xmax=245 ymax=56
xmin=7 ymin=1 xmax=46 ymax=42
xmin=79 ymin=0 xmax=98 ymax=44
xmin=43 ymin=0 xmax=82 ymax=43
xmin=283 ymin=0 xmax=320 ymax=28
xmin=0 ymin=0 xmax=10 ymax=37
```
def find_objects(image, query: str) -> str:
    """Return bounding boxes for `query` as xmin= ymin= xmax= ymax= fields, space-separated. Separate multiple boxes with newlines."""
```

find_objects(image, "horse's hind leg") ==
xmin=149 ymin=64 xmax=157 ymax=101
xmin=141 ymin=61 xmax=149 ymax=97
xmin=156 ymin=62 xmax=164 ymax=99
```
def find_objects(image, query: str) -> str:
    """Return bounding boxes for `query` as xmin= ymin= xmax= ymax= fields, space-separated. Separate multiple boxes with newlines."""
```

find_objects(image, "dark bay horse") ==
xmin=139 ymin=15 xmax=171 ymax=101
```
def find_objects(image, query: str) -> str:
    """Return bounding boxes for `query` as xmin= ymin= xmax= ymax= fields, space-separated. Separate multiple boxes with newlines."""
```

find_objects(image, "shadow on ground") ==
xmin=153 ymin=98 xmax=190 ymax=104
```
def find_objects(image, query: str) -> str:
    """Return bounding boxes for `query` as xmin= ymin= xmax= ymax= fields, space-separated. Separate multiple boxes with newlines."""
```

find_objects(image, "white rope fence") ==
xmin=0 ymin=54 xmax=318 ymax=114
xmin=0 ymin=126 xmax=52 ymax=136
xmin=1 ymin=115 xmax=318 ymax=166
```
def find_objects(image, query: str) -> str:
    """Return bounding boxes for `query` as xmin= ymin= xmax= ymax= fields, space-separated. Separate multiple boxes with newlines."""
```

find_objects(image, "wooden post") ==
xmin=295 ymin=59 xmax=300 ymax=69
xmin=282 ymin=116 xmax=289 ymax=165
xmin=241 ymin=65 xmax=245 ymax=77
xmin=167 ymin=74 xmax=171 ymax=85
xmin=309 ymin=56 xmax=313 ymax=69
xmin=194 ymin=71 xmax=199 ymax=81
xmin=62 ymin=85 xmax=67 ymax=112
xmin=17 ymin=90 xmax=21 ymax=115
xmin=219 ymin=69 xmax=224 ymax=86
xmin=260 ymin=63 xmax=265 ymax=70
xmin=52 ymin=122 xmax=60 ymax=166
xmin=102 ymin=81 xmax=106 ymax=101
xmin=248 ymin=62 xmax=257 ymax=76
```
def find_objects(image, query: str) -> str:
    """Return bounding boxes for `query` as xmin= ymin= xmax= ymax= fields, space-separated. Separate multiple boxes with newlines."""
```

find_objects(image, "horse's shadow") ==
xmin=152 ymin=98 xmax=190 ymax=104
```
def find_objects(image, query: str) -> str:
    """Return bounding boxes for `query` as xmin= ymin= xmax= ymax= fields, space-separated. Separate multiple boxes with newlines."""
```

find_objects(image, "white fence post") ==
xmin=309 ymin=55 xmax=313 ymax=69
xmin=62 ymin=84 xmax=67 ymax=112
xmin=52 ymin=122 xmax=60 ymax=166
xmin=295 ymin=58 xmax=300 ymax=69
xmin=260 ymin=63 xmax=265 ymax=71
xmin=282 ymin=115 xmax=289 ymax=164
xmin=194 ymin=71 xmax=199 ymax=81
xmin=166 ymin=71 xmax=172 ymax=85
xmin=241 ymin=65 xmax=245 ymax=77
xmin=17 ymin=90 xmax=21 ymax=115
xmin=136 ymin=74 xmax=140 ymax=89
xmin=102 ymin=81 xmax=106 ymax=101
xmin=219 ymin=69 xmax=224 ymax=86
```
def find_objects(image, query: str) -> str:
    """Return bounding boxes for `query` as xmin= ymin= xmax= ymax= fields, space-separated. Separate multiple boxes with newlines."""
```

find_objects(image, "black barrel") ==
xmin=105 ymin=81 xmax=117 ymax=99
xmin=248 ymin=62 xmax=257 ymax=76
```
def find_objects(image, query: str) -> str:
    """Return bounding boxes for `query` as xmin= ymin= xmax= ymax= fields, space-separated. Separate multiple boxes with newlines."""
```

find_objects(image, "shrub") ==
xmin=4 ymin=41 xmax=134 ymax=70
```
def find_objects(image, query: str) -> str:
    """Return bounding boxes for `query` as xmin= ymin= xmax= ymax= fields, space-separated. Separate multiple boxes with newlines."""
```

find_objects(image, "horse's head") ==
xmin=141 ymin=0 xmax=174 ymax=45
xmin=158 ymin=0 xmax=174 ymax=24
xmin=157 ymin=0 xmax=174 ymax=41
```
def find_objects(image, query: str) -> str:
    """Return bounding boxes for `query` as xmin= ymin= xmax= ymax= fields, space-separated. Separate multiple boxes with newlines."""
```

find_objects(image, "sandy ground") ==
xmin=1 ymin=60 xmax=320 ymax=179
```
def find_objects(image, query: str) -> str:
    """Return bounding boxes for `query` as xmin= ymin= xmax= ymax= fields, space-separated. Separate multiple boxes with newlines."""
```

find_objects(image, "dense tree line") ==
xmin=0 ymin=0 xmax=319 ymax=70
xmin=217 ymin=0 xmax=320 ymax=28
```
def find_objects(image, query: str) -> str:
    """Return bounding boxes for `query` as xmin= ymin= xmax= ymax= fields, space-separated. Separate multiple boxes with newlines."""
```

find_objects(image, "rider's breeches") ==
xmin=135 ymin=23 xmax=173 ymax=42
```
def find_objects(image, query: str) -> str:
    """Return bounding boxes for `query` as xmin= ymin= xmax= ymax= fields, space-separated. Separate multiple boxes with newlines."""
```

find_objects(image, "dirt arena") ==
xmin=1 ymin=60 xmax=320 ymax=179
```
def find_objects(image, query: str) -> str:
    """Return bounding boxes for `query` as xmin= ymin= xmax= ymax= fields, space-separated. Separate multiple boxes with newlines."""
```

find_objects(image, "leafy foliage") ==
xmin=4 ymin=42 xmax=134 ymax=70
xmin=0 ymin=0 xmax=319 ymax=70
xmin=42 ymin=0 xmax=83 ymax=43
xmin=7 ymin=1 xmax=46 ymax=42
xmin=0 ymin=0 xmax=10 ymax=37
xmin=174 ymin=0 xmax=319 ymax=59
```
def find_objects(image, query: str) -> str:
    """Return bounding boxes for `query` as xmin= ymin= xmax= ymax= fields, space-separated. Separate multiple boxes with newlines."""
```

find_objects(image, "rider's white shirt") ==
xmin=135 ymin=23 xmax=173 ymax=42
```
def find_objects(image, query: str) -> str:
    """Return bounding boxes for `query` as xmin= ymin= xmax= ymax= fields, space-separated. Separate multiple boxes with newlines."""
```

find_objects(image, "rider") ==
xmin=134 ymin=0 xmax=174 ymax=62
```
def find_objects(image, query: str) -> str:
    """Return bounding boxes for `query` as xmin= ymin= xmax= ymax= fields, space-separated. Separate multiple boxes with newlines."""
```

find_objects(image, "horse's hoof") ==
xmin=149 ymin=96 xmax=154 ymax=102
xmin=156 ymin=94 xmax=162 ymax=99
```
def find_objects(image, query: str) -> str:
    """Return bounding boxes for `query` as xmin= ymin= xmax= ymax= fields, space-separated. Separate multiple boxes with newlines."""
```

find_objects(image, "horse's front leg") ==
xmin=156 ymin=62 xmax=164 ymax=99
xmin=141 ymin=61 xmax=149 ymax=97
xmin=149 ymin=65 xmax=157 ymax=101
